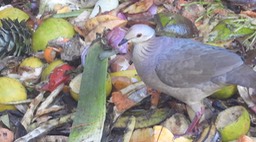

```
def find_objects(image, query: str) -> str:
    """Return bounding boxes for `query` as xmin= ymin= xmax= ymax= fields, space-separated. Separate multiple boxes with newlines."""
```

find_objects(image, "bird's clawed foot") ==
xmin=174 ymin=108 xmax=204 ymax=138
xmin=250 ymin=105 xmax=256 ymax=113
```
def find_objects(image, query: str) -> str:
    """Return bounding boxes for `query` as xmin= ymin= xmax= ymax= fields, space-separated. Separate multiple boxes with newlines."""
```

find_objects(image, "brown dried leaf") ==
xmin=84 ymin=15 xmax=120 ymax=32
xmin=111 ymin=91 xmax=136 ymax=112
xmin=241 ymin=11 xmax=256 ymax=18
xmin=33 ymin=115 xmax=52 ymax=127
xmin=123 ymin=0 xmax=154 ymax=14
xmin=21 ymin=92 xmax=44 ymax=130
xmin=36 ymin=84 xmax=64 ymax=116
xmin=85 ymin=19 xmax=127 ymax=42
xmin=35 ymin=105 xmax=64 ymax=117
xmin=16 ymin=113 xmax=74 ymax=142
xmin=181 ymin=4 xmax=205 ymax=24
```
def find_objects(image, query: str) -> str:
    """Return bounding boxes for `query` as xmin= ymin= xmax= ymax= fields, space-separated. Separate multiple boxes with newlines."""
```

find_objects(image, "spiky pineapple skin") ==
xmin=0 ymin=19 xmax=31 ymax=59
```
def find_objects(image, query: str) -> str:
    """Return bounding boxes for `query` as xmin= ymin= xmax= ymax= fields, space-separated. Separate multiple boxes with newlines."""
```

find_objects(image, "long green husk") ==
xmin=69 ymin=40 xmax=108 ymax=141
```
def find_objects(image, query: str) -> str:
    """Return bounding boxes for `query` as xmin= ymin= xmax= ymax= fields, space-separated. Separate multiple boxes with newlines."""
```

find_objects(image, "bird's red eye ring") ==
xmin=136 ymin=33 xmax=142 ymax=37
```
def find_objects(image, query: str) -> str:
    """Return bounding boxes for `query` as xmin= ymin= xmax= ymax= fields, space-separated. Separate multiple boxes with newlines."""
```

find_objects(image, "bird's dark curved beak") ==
xmin=118 ymin=38 xmax=128 ymax=46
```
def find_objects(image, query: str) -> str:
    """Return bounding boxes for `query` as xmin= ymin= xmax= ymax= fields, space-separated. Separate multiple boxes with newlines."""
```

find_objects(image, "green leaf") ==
xmin=69 ymin=40 xmax=108 ymax=141
xmin=208 ymin=19 xmax=255 ymax=43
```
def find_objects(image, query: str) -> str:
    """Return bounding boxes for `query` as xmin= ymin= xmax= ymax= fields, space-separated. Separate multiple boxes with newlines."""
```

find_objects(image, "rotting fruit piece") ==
xmin=41 ymin=59 xmax=64 ymax=81
xmin=19 ymin=57 xmax=44 ymax=84
xmin=40 ymin=63 xmax=74 ymax=92
xmin=69 ymin=73 xmax=112 ymax=101
xmin=44 ymin=46 xmax=62 ymax=63
xmin=215 ymin=106 xmax=250 ymax=142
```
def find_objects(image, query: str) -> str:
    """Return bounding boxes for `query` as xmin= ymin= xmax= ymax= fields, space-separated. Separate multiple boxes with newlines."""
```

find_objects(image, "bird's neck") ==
xmin=131 ymin=39 xmax=157 ymax=80
xmin=132 ymin=39 xmax=157 ymax=63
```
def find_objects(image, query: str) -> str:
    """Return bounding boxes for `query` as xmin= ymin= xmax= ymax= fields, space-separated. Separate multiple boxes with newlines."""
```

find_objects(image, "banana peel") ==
xmin=113 ymin=108 xmax=172 ymax=129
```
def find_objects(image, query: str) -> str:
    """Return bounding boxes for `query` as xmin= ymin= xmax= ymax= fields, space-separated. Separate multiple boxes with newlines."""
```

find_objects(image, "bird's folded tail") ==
xmin=212 ymin=64 xmax=256 ymax=88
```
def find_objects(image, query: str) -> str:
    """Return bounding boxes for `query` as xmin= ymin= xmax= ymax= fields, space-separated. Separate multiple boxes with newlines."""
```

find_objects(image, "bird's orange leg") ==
xmin=147 ymin=88 xmax=161 ymax=108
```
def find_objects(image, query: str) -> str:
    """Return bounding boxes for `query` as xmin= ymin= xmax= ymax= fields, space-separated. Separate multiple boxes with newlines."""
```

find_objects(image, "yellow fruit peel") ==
xmin=110 ymin=70 xmax=141 ymax=81
xmin=0 ymin=77 xmax=27 ymax=111
xmin=105 ymin=73 xmax=112 ymax=97
xmin=20 ymin=57 xmax=43 ymax=68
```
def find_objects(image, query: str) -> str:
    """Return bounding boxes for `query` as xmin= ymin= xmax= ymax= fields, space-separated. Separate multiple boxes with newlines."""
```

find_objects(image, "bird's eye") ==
xmin=136 ymin=33 xmax=142 ymax=37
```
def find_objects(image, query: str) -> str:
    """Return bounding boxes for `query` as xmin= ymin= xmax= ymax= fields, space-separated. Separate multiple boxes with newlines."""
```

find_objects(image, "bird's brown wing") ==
xmin=155 ymin=38 xmax=243 ymax=88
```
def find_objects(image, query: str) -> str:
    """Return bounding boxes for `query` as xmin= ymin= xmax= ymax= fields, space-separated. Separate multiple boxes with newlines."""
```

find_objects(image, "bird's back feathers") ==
xmin=150 ymin=37 xmax=244 ymax=88
xmin=213 ymin=64 xmax=256 ymax=88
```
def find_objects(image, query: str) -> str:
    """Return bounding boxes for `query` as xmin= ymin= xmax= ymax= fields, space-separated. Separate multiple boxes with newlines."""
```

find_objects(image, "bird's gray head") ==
xmin=123 ymin=24 xmax=155 ymax=44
